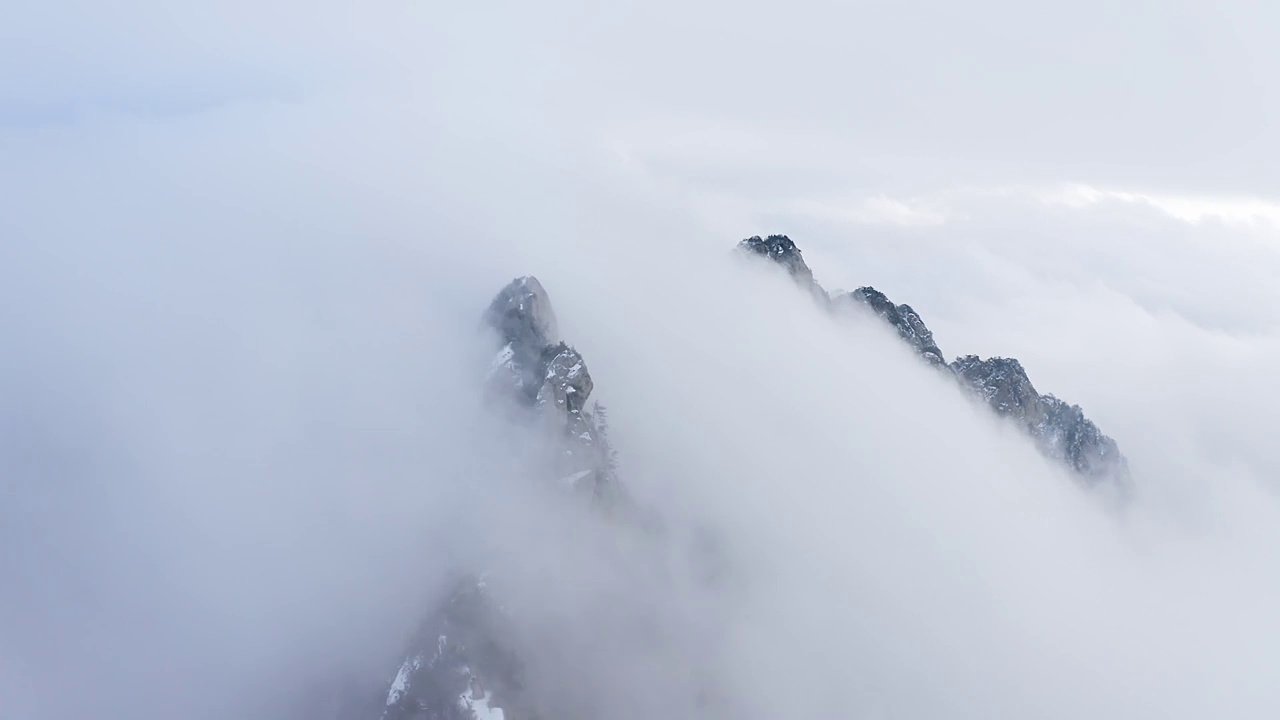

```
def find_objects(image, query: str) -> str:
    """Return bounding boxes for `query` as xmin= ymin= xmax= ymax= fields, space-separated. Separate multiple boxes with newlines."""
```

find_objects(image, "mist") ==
xmin=4 ymin=2 xmax=1280 ymax=718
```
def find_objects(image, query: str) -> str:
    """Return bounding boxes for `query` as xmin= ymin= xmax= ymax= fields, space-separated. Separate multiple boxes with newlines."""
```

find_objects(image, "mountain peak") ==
xmin=842 ymin=286 xmax=945 ymax=366
xmin=737 ymin=235 xmax=828 ymax=302
xmin=738 ymin=234 xmax=812 ymax=281
xmin=483 ymin=275 xmax=558 ymax=350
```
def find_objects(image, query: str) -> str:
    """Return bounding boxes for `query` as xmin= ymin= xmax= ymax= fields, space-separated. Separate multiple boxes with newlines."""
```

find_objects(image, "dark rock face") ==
xmin=737 ymin=235 xmax=826 ymax=302
xmin=484 ymin=277 xmax=561 ymax=404
xmin=738 ymin=233 xmax=1128 ymax=487
xmin=536 ymin=343 xmax=593 ymax=416
xmin=1038 ymin=396 xmax=1127 ymax=479
xmin=484 ymin=276 xmax=557 ymax=350
xmin=379 ymin=578 xmax=524 ymax=720
xmin=951 ymin=356 xmax=1041 ymax=418
xmin=481 ymin=278 xmax=617 ymax=499
xmin=738 ymin=235 xmax=813 ymax=284
xmin=841 ymin=287 xmax=945 ymax=366
xmin=951 ymin=355 xmax=1127 ymax=484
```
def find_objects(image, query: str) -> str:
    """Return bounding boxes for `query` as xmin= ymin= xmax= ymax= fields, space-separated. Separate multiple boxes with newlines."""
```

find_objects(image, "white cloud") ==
xmin=4 ymin=3 xmax=1280 ymax=719
xmin=1038 ymin=182 xmax=1280 ymax=227
xmin=785 ymin=194 xmax=948 ymax=227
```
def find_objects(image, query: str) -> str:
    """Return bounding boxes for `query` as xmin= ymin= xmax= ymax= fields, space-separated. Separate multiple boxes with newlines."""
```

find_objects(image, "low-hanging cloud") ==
xmin=4 ymin=3 xmax=1280 ymax=719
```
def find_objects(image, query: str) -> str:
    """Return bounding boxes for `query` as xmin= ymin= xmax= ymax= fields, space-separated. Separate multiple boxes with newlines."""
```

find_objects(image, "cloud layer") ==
xmin=4 ymin=3 xmax=1280 ymax=718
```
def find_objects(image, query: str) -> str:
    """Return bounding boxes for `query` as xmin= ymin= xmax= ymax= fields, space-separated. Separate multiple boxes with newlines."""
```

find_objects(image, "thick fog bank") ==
xmin=5 ymin=172 xmax=1280 ymax=717
xmin=4 ymin=2 xmax=1280 ymax=716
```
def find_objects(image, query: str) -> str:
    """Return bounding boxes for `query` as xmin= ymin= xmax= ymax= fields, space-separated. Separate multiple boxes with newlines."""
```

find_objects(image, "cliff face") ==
xmin=740 ymin=234 xmax=1128 ymax=487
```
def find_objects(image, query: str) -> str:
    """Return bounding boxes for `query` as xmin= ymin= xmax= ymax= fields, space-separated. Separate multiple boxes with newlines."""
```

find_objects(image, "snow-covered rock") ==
xmin=536 ymin=343 xmax=593 ymax=415
xmin=379 ymin=579 xmax=521 ymax=720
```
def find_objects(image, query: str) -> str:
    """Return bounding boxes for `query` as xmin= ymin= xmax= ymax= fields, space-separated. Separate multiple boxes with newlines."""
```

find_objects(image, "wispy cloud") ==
xmin=1038 ymin=182 xmax=1280 ymax=226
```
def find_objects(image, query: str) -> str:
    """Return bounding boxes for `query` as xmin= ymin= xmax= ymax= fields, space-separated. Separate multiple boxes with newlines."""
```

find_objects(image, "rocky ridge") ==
xmin=738 ymin=234 xmax=1128 ymax=486
xmin=368 ymin=239 xmax=1128 ymax=720
xmin=373 ymin=277 xmax=624 ymax=720
xmin=951 ymin=355 xmax=1125 ymax=479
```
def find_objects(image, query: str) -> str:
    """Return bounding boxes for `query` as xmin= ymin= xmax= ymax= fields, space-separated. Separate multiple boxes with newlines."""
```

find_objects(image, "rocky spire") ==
xmin=483 ymin=276 xmax=557 ymax=350
xmin=373 ymin=277 xmax=628 ymax=720
xmin=483 ymin=277 xmax=617 ymax=499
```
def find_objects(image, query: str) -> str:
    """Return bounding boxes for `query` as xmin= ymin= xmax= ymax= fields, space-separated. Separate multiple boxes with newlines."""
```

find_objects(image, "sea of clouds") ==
xmin=3 ymin=3 xmax=1280 ymax=718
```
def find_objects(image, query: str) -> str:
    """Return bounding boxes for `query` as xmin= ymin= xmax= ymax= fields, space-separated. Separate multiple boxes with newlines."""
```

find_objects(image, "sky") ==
xmin=3 ymin=2 xmax=1280 ymax=718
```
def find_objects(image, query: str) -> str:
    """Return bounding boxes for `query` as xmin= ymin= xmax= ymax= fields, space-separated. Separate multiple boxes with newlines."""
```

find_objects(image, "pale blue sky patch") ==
xmin=0 ymin=81 xmax=302 ymax=129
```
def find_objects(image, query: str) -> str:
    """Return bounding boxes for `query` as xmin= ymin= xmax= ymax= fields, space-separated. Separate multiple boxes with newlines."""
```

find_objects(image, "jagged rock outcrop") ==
xmin=951 ymin=355 xmax=1127 ymax=483
xmin=536 ymin=342 xmax=593 ymax=415
xmin=738 ymin=234 xmax=827 ymax=302
xmin=484 ymin=276 xmax=557 ymax=350
xmin=737 ymin=234 xmax=1129 ymax=487
xmin=379 ymin=577 xmax=523 ymax=720
xmin=950 ymin=356 xmax=1040 ymax=418
xmin=485 ymin=277 xmax=560 ymax=402
xmin=374 ymin=278 xmax=627 ymax=720
xmin=839 ymin=287 xmax=945 ymax=366
xmin=482 ymin=277 xmax=617 ymax=499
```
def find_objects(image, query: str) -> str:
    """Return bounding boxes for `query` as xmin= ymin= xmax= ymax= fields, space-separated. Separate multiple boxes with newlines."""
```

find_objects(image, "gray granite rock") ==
xmin=484 ymin=276 xmax=558 ymax=351
xmin=739 ymin=233 xmax=1128 ymax=487
xmin=952 ymin=355 xmax=1128 ymax=485
xmin=737 ymin=234 xmax=827 ymax=303
xmin=379 ymin=577 xmax=523 ymax=720
xmin=840 ymin=286 xmax=945 ymax=366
